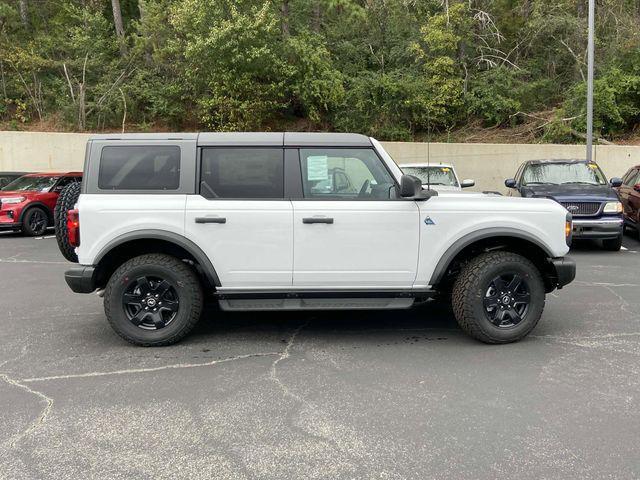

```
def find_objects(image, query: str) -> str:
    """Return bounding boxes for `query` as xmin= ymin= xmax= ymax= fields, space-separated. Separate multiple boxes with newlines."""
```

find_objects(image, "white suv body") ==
xmin=64 ymin=133 xmax=575 ymax=346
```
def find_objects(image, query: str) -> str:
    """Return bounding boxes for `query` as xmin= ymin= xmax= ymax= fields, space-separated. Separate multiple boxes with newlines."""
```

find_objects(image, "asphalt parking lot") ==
xmin=0 ymin=232 xmax=639 ymax=480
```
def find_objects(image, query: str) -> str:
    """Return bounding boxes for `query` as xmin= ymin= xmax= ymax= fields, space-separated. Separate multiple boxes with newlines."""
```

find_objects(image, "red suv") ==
xmin=617 ymin=165 xmax=640 ymax=236
xmin=0 ymin=172 xmax=82 ymax=236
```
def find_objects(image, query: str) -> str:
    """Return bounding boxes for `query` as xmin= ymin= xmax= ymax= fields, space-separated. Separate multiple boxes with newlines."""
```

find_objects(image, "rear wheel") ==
xmin=104 ymin=254 xmax=203 ymax=346
xmin=22 ymin=207 xmax=49 ymax=236
xmin=602 ymin=234 xmax=623 ymax=251
xmin=451 ymin=251 xmax=545 ymax=344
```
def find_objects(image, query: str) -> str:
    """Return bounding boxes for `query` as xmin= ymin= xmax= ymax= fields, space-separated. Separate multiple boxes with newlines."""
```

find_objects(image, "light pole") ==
xmin=586 ymin=0 xmax=595 ymax=161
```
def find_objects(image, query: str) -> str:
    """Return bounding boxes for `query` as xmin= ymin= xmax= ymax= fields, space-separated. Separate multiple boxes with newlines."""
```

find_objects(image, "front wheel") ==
xmin=451 ymin=251 xmax=545 ymax=344
xmin=22 ymin=207 xmax=49 ymax=236
xmin=104 ymin=254 xmax=204 ymax=346
xmin=602 ymin=235 xmax=623 ymax=251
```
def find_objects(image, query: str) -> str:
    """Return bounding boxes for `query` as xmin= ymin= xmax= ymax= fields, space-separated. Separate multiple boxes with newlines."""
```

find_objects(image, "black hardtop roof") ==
xmin=88 ymin=132 xmax=372 ymax=147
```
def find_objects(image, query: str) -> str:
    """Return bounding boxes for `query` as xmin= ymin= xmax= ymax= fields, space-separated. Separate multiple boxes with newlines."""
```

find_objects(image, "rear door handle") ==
xmin=195 ymin=217 xmax=226 ymax=224
xmin=302 ymin=217 xmax=334 ymax=224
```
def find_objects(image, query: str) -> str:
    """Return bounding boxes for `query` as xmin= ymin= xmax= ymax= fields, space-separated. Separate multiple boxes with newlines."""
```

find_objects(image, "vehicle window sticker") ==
xmin=307 ymin=155 xmax=329 ymax=181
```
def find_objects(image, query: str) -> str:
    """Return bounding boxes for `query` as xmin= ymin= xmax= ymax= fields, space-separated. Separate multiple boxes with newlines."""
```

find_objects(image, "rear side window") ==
xmin=98 ymin=146 xmax=180 ymax=190
xmin=200 ymin=148 xmax=284 ymax=199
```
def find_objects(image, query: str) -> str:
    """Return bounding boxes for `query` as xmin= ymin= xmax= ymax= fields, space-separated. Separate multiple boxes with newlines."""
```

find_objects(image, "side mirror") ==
xmin=505 ymin=178 xmax=517 ymax=188
xmin=400 ymin=174 xmax=424 ymax=198
xmin=461 ymin=179 xmax=475 ymax=188
xmin=609 ymin=177 xmax=623 ymax=188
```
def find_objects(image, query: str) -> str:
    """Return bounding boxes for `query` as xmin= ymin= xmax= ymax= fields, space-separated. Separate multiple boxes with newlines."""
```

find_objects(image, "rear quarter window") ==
xmin=98 ymin=146 xmax=181 ymax=190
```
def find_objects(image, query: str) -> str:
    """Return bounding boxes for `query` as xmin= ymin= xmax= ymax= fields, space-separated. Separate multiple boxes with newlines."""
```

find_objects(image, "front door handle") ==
xmin=195 ymin=217 xmax=226 ymax=224
xmin=302 ymin=217 xmax=334 ymax=224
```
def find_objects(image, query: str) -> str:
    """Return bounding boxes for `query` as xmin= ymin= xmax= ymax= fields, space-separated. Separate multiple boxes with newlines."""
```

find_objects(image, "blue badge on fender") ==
xmin=424 ymin=216 xmax=435 ymax=225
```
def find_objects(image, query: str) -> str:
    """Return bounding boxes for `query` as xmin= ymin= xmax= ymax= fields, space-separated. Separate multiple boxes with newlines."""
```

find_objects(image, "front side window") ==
xmin=402 ymin=166 xmax=458 ymax=187
xmin=2 ymin=175 xmax=57 ymax=192
xmin=300 ymin=148 xmax=395 ymax=199
xmin=99 ymin=146 xmax=180 ymax=190
xmin=200 ymin=148 xmax=284 ymax=199
xmin=522 ymin=162 xmax=607 ymax=186
xmin=623 ymin=169 xmax=639 ymax=186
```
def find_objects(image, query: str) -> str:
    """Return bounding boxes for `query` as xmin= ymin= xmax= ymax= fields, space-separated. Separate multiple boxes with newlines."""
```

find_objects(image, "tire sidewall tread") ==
xmin=104 ymin=253 xmax=204 ymax=347
xmin=451 ymin=251 xmax=545 ymax=344
xmin=54 ymin=182 xmax=82 ymax=262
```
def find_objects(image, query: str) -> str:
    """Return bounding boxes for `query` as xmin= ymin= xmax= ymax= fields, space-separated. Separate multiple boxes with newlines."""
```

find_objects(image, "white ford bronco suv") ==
xmin=62 ymin=132 xmax=575 ymax=346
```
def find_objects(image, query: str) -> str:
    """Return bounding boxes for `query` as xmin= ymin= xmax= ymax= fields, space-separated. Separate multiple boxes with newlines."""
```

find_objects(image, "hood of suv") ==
xmin=521 ymin=183 xmax=618 ymax=202
xmin=0 ymin=190 xmax=46 ymax=199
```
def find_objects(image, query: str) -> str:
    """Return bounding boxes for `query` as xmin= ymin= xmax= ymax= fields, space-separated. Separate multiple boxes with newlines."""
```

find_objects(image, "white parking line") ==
xmin=34 ymin=235 xmax=56 ymax=240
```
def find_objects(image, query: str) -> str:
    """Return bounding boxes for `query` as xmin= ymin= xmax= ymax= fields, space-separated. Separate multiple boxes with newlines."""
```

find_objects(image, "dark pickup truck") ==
xmin=505 ymin=159 xmax=624 ymax=251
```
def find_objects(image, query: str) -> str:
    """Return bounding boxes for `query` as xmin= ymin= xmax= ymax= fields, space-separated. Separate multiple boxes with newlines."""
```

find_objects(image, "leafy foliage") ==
xmin=0 ymin=0 xmax=638 ymax=142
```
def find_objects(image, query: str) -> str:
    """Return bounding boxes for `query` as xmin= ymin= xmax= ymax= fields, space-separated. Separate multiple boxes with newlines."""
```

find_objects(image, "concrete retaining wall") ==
xmin=1 ymin=131 xmax=639 ymax=193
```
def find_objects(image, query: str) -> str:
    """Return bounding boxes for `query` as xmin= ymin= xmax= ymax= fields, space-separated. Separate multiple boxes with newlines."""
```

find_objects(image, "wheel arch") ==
xmin=429 ymin=228 xmax=557 ymax=292
xmin=93 ymin=230 xmax=221 ymax=290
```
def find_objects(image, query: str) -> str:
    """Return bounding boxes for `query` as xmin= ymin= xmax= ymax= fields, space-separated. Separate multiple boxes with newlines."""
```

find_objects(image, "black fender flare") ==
xmin=94 ymin=229 xmax=221 ymax=287
xmin=19 ymin=202 xmax=53 ymax=225
xmin=428 ymin=227 xmax=555 ymax=286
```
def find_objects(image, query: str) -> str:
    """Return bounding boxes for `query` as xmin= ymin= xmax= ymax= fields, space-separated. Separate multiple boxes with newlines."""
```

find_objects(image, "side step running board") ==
xmin=215 ymin=289 xmax=435 ymax=300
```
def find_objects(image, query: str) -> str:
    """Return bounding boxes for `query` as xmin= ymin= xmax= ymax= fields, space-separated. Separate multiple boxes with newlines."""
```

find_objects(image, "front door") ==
xmin=185 ymin=147 xmax=293 ymax=289
xmin=291 ymin=147 xmax=420 ymax=288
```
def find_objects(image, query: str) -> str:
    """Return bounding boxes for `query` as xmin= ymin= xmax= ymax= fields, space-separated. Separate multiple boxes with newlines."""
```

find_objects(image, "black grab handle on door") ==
xmin=195 ymin=217 xmax=227 ymax=224
xmin=302 ymin=217 xmax=334 ymax=224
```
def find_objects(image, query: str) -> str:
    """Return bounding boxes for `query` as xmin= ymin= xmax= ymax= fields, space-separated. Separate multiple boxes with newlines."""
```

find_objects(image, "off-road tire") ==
xmin=22 ymin=206 xmax=49 ymax=236
xmin=602 ymin=234 xmax=623 ymax=251
xmin=451 ymin=251 xmax=545 ymax=344
xmin=104 ymin=254 xmax=204 ymax=346
xmin=54 ymin=182 xmax=82 ymax=262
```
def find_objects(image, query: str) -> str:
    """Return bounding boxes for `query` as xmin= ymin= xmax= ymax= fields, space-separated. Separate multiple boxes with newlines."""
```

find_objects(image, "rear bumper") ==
xmin=572 ymin=217 xmax=623 ymax=239
xmin=65 ymin=266 xmax=97 ymax=293
xmin=549 ymin=257 xmax=576 ymax=290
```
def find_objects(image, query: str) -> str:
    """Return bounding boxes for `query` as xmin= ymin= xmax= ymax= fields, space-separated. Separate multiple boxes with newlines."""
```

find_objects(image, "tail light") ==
xmin=67 ymin=209 xmax=80 ymax=247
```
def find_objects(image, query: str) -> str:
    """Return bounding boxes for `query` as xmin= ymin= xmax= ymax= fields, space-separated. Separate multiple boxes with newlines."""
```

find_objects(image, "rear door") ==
xmin=291 ymin=147 xmax=420 ymax=288
xmin=619 ymin=169 xmax=638 ymax=223
xmin=184 ymin=147 xmax=293 ymax=289
xmin=626 ymin=170 xmax=640 ymax=224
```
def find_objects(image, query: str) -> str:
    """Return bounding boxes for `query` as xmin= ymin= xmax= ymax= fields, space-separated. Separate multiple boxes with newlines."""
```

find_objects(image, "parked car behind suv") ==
xmin=0 ymin=172 xmax=27 ymax=189
xmin=505 ymin=159 xmax=624 ymax=250
xmin=0 ymin=172 xmax=82 ymax=236
xmin=616 ymin=165 xmax=640 ymax=236
xmin=62 ymin=133 xmax=575 ymax=347
xmin=401 ymin=163 xmax=475 ymax=191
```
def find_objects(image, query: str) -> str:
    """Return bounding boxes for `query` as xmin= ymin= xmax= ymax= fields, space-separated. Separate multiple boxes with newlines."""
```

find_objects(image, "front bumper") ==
xmin=572 ymin=217 xmax=623 ymax=240
xmin=549 ymin=257 xmax=576 ymax=289
xmin=0 ymin=221 xmax=21 ymax=231
xmin=65 ymin=266 xmax=97 ymax=293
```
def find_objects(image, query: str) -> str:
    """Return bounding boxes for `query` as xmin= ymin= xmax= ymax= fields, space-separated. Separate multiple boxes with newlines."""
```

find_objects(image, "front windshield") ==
xmin=403 ymin=166 xmax=458 ymax=186
xmin=522 ymin=162 xmax=607 ymax=186
xmin=1 ymin=175 xmax=58 ymax=192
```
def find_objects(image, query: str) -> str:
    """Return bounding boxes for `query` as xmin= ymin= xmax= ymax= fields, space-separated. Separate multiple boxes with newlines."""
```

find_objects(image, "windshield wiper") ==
xmin=561 ymin=181 xmax=599 ymax=185
xmin=525 ymin=182 xmax=557 ymax=185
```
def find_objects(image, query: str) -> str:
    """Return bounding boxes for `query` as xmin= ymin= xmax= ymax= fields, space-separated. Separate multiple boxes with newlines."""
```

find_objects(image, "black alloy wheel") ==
xmin=482 ymin=273 xmax=531 ymax=328
xmin=24 ymin=208 xmax=48 ymax=236
xmin=122 ymin=276 xmax=180 ymax=330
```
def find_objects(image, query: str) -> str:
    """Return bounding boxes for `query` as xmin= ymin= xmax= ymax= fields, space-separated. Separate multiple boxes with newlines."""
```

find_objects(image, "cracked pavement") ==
xmin=0 ymin=231 xmax=639 ymax=479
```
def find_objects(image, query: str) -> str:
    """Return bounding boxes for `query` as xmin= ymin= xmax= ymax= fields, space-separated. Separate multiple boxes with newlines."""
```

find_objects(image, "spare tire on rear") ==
xmin=54 ymin=182 xmax=82 ymax=262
